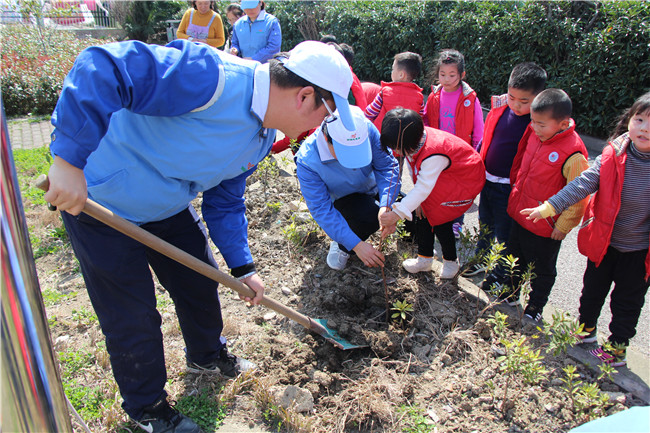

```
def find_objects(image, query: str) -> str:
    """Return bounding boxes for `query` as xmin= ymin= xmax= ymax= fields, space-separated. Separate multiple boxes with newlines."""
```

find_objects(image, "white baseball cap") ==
xmin=325 ymin=106 xmax=371 ymax=169
xmin=280 ymin=40 xmax=355 ymax=132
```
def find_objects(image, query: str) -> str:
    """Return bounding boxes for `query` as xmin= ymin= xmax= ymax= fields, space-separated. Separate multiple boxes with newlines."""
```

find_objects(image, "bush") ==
xmin=119 ymin=0 xmax=186 ymax=43
xmin=1 ymin=25 xmax=116 ymax=116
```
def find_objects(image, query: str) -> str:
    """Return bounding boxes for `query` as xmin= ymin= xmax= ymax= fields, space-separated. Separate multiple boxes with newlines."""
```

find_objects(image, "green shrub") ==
xmin=1 ymin=25 xmax=116 ymax=116
xmin=121 ymin=0 xmax=186 ymax=43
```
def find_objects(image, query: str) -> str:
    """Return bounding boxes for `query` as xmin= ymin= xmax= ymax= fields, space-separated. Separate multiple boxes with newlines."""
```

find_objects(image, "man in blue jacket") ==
xmin=295 ymin=106 xmax=401 ymax=271
xmin=45 ymin=40 xmax=355 ymax=433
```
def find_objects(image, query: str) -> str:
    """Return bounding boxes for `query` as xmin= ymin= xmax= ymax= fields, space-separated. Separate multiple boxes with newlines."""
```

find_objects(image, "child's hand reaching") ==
xmin=520 ymin=207 xmax=543 ymax=223
xmin=379 ymin=209 xmax=400 ymax=229
xmin=379 ymin=207 xmax=396 ymax=240
xmin=551 ymin=228 xmax=567 ymax=241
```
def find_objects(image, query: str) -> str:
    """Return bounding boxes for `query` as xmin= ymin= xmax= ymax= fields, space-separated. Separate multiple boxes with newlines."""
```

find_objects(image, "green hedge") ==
xmin=3 ymin=1 xmax=648 ymax=138
xmin=264 ymin=0 xmax=650 ymax=138
xmin=1 ymin=25 xmax=116 ymax=116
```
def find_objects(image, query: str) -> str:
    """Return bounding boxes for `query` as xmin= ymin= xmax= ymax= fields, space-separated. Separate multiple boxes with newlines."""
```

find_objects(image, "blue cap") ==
xmin=240 ymin=0 xmax=259 ymax=9
xmin=326 ymin=106 xmax=371 ymax=169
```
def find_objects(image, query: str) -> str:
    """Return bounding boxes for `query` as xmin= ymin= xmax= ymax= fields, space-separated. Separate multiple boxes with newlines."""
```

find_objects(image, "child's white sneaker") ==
xmin=402 ymin=256 xmax=434 ymax=273
xmin=327 ymin=241 xmax=349 ymax=271
xmin=440 ymin=259 xmax=460 ymax=280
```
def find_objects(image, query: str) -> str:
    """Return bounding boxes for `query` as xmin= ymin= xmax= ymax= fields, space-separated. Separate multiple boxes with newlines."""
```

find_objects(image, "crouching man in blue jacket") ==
xmin=44 ymin=40 xmax=356 ymax=433
xmin=295 ymin=106 xmax=401 ymax=271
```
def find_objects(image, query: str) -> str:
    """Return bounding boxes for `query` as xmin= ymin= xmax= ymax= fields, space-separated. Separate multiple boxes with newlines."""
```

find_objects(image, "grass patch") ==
xmin=11 ymin=146 xmax=52 ymax=206
xmin=175 ymin=392 xmax=226 ymax=432
xmin=41 ymin=287 xmax=76 ymax=307
xmin=397 ymin=404 xmax=434 ymax=433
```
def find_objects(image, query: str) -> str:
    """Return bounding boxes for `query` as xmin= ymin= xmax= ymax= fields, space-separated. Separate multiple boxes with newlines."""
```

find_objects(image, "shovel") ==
xmin=36 ymin=175 xmax=363 ymax=350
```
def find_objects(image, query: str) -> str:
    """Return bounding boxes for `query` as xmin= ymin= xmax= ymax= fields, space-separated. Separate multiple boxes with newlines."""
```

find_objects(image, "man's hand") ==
xmin=45 ymin=156 xmax=87 ymax=215
xmin=352 ymin=241 xmax=385 ymax=268
xmin=239 ymin=273 xmax=264 ymax=305
xmin=551 ymin=228 xmax=566 ymax=241
xmin=520 ymin=207 xmax=544 ymax=223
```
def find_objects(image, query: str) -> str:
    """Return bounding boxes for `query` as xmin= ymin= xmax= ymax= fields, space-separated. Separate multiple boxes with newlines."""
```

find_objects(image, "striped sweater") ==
xmin=547 ymin=140 xmax=650 ymax=252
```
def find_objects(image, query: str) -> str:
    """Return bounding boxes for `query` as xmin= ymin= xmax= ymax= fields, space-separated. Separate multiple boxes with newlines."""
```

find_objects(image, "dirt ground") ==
xmin=30 ymin=154 xmax=644 ymax=432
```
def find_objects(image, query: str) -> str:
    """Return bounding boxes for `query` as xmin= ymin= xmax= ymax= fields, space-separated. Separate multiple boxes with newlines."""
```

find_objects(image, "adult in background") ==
xmin=177 ymin=0 xmax=225 ymax=49
xmin=230 ymin=0 xmax=281 ymax=63
xmin=46 ymin=40 xmax=355 ymax=433
xmin=224 ymin=3 xmax=244 ymax=52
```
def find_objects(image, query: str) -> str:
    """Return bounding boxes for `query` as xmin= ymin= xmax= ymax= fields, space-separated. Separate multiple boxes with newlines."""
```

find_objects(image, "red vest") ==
xmin=372 ymin=81 xmax=423 ymax=131
xmin=361 ymin=82 xmax=381 ymax=107
xmin=507 ymin=121 xmax=587 ymax=237
xmin=350 ymin=71 xmax=367 ymax=109
xmin=478 ymin=94 xmax=509 ymax=161
xmin=577 ymin=134 xmax=650 ymax=279
xmin=410 ymin=127 xmax=486 ymax=226
xmin=424 ymin=82 xmax=477 ymax=145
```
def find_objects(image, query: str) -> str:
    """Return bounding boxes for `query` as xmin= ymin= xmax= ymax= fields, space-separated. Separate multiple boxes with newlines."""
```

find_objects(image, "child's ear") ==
xmin=461 ymin=71 xmax=466 ymax=80
xmin=560 ymin=118 xmax=570 ymax=130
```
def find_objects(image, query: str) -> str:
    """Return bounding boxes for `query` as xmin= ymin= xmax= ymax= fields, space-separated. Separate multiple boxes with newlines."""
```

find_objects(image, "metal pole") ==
xmin=0 ymin=99 xmax=72 ymax=431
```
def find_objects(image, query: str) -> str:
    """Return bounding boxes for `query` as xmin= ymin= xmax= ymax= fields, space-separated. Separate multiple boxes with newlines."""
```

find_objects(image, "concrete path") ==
xmin=7 ymin=117 xmax=54 ymax=150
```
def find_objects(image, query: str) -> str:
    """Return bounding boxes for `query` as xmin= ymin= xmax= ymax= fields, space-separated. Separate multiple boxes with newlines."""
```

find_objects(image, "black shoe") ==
xmin=523 ymin=303 xmax=543 ymax=323
xmin=481 ymin=273 xmax=499 ymax=292
xmin=186 ymin=348 xmax=257 ymax=378
xmin=464 ymin=262 xmax=487 ymax=277
xmin=576 ymin=326 xmax=598 ymax=344
xmin=135 ymin=398 xmax=203 ymax=433
xmin=495 ymin=287 xmax=520 ymax=306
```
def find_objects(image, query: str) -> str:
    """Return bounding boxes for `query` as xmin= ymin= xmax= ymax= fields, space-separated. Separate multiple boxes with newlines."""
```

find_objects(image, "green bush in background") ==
xmin=2 ymin=1 xmax=648 ymax=138
xmin=0 ymin=25 xmax=116 ymax=116
xmin=263 ymin=0 xmax=649 ymax=138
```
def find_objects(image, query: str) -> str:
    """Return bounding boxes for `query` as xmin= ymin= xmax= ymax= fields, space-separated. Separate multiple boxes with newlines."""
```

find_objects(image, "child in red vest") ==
xmin=495 ymin=89 xmax=589 ymax=321
xmin=378 ymin=108 xmax=485 ymax=280
xmin=424 ymin=49 xmax=484 ymax=239
xmin=365 ymin=52 xmax=424 ymax=131
xmin=467 ymin=62 xmax=547 ymax=278
xmin=521 ymin=92 xmax=650 ymax=367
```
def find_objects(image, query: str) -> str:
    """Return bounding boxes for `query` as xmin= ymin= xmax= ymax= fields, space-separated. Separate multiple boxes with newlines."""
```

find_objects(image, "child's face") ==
xmin=227 ymin=11 xmax=239 ymax=25
xmin=438 ymin=63 xmax=464 ymax=92
xmin=391 ymin=61 xmax=407 ymax=82
xmin=507 ymin=87 xmax=537 ymax=116
xmin=530 ymin=110 xmax=569 ymax=142
xmin=628 ymin=110 xmax=650 ymax=152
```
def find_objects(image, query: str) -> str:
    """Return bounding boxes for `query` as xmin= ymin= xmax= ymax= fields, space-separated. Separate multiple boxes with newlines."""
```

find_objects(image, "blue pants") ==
xmin=333 ymin=193 xmax=380 ymax=253
xmin=476 ymin=180 xmax=513 ymax=254
xmin=61 ymin=206 xmax=225 ymax=419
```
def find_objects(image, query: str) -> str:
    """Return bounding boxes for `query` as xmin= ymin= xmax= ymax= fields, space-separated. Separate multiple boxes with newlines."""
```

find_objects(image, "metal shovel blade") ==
xmin=310 ymin=319 xmax=367 ymax=350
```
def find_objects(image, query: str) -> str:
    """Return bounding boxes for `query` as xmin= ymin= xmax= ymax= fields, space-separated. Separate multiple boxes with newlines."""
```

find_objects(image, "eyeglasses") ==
xmin=315 ymin=89 xmax=337 ymax=124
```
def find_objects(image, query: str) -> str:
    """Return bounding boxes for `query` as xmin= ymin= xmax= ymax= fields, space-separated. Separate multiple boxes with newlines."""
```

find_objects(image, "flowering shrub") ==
xmin=1 ymin=25 xmax=115 ymax=116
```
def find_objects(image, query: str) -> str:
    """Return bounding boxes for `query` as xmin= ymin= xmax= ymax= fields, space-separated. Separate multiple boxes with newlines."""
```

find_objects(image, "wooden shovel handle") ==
xmin=35 ymin=175 xmax=321 ymax=332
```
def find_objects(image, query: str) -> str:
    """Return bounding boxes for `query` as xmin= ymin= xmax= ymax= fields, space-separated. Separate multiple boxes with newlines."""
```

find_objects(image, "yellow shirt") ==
xmin=177 ymin=8 xmax=225 ymax=48
xmin=554 ymin=152 xmax=589 ymax=234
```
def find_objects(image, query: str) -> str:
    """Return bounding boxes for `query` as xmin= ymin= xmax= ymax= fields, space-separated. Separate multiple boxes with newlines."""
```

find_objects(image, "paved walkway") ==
xmin=7 ymin=117 xmax=54 ymax=150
